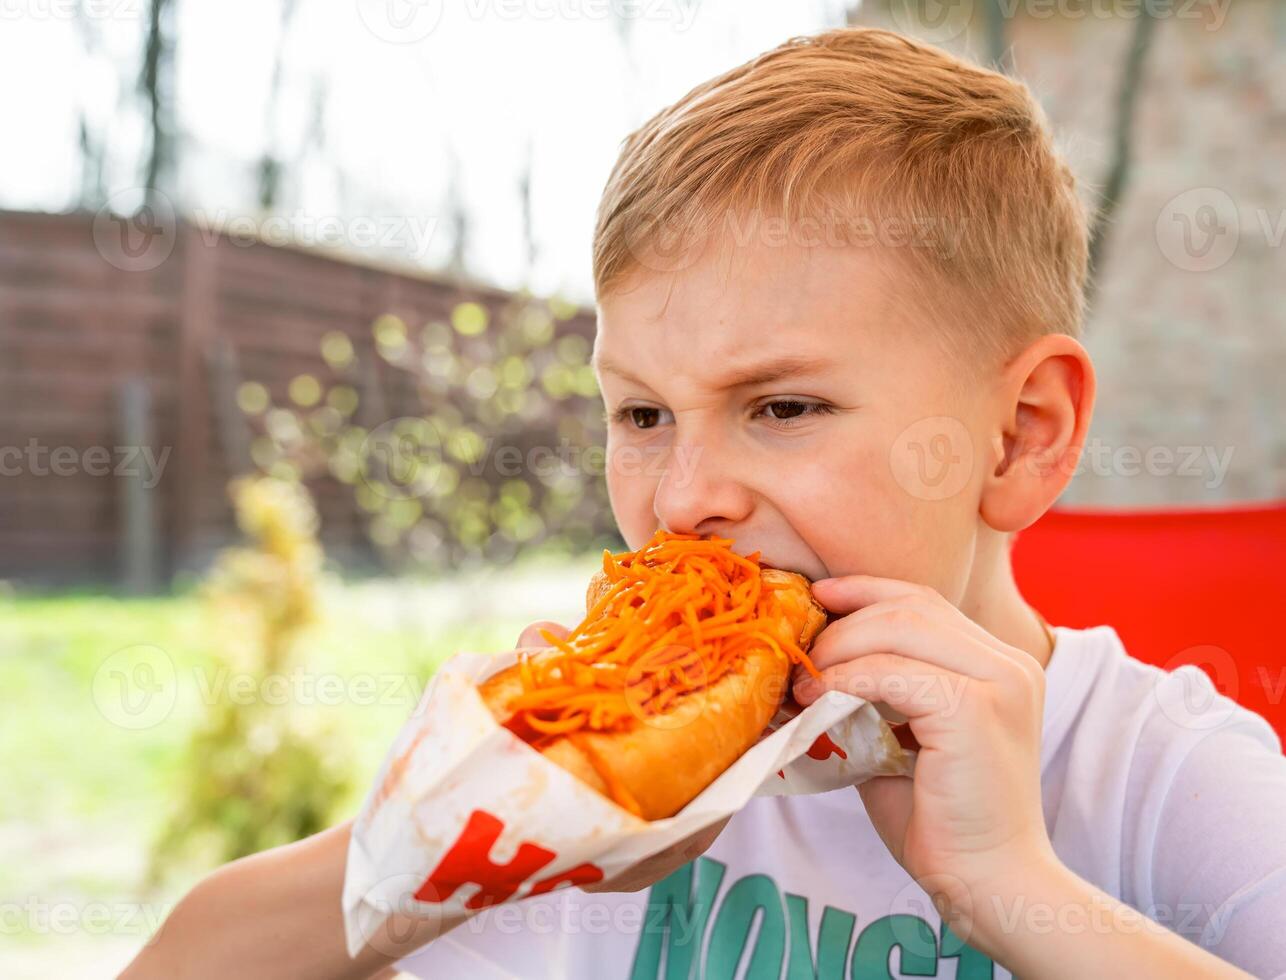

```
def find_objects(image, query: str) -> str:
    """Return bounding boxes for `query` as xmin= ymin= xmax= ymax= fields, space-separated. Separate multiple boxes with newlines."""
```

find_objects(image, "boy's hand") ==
xmin=791 ymin=576 xmax=1054 ymax=928
xmin=512 ymin=620 xmax=730 ymax=894
xmin=515 ymin=620 xmax=573 ymax=649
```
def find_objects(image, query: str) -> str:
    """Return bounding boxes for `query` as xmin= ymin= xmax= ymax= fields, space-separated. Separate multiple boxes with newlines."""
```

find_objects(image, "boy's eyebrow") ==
xmin=592 ymin=352 xmax=835 ymax=390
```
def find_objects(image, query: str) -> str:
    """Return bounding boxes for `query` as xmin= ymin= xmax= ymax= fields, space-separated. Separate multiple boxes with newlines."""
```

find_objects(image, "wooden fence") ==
xmin=0 ymin=210 xmax=595 ymax=588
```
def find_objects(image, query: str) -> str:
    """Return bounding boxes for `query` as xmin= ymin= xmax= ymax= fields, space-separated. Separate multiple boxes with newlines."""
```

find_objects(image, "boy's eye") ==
xmin=764 ymin=400 xmax=808 ymax=420
xmin=608 ymin=400 xmax=833 ymax=430
xmin=630 ymin=407 xmax=662 ymax=429
xmin=755 ymin=399 xmax=835 ymax=427
xmin=612 ymin=406 xmax=667 ymax=429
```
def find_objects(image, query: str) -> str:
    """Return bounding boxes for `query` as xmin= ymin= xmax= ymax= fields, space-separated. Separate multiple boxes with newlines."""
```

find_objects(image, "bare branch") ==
xmin=1086 ymin=8 xmax=1160 ymax=304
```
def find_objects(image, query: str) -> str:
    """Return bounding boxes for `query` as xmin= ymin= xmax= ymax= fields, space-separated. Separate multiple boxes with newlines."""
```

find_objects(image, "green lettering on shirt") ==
xmin=632 ymin=865 xmax=998 ymax=979
xmin=705 ymin=874 xmax=786 ymax=979
xmin=629 ymin=856 xmax=726 ymax=980
xmin=851 ymin=914 xmax=938 ymax=978
xmin=785 ymin=893 xmax=857 ymax=980
xmin=940 ymin=921 xmax=994 ymax=979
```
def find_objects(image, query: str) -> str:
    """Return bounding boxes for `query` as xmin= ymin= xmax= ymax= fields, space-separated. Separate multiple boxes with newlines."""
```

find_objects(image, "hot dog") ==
xmin=479 ymin=529 xmax=828 ymax=820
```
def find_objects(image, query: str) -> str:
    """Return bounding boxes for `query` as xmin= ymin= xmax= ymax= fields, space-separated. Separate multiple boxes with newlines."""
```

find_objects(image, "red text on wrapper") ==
xmin=414 ymin=809 xmax=605 ymax=909
xmin=806 ymin=732 xmax=848 ymax=762
xmin=777 ymin=732 xmax=849 ymax=778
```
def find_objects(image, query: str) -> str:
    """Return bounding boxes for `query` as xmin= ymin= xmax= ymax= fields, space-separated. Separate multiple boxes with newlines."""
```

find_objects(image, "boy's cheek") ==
xmin=872 ymin=499 xmax=978 ymax=600
xmin=604 ymin=459 xmax=656 ymax=547
xmin=800 ymin=460 xmax=979 ymax=601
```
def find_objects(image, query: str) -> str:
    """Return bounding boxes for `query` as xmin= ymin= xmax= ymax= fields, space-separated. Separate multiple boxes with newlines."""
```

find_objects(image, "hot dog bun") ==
xmin=478 ymin=534 xmax=829 ymax=820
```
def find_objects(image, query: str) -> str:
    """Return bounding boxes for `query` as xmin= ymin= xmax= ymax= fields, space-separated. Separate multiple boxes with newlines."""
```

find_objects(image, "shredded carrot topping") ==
xmin=507 ymin=529 xmax=821 ymax=745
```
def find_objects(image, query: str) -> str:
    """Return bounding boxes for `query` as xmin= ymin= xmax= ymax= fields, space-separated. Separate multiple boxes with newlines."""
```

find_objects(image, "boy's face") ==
xmin=594 ymin=235 xmax=997 ymax=605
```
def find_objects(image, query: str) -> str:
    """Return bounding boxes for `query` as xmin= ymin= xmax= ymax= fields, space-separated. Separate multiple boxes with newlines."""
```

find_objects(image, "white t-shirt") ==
xmin=394 ymin=625 xmax=1286 ymax=979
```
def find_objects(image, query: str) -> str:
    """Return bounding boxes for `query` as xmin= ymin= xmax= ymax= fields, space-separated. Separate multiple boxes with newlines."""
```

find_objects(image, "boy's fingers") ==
xmin=810 ymin=574 xmax=939 ymax=613
xmin=793 ymin=652 xmax=968 ymax=720
xmin=515 ymin=620 xmax=571 ymax=649
xmin=812 ymin=577 xmax=1018 ymax=663
xmin=808 ymin=612 xmax=1019 ymax=681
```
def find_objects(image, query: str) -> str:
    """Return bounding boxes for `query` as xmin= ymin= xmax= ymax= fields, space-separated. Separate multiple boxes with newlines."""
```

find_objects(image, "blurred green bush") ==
xmin=237 ymin=292 xmax=621 ymax=572
xmin=147 ymin=477 xmax=351 ymax=880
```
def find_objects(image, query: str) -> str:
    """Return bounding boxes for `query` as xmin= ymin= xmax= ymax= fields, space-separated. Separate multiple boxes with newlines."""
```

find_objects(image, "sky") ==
xmin=2 ymin=0 xmax=854 ymax=302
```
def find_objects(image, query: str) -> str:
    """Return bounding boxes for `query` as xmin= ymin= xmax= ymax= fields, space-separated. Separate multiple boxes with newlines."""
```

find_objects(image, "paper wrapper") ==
xmin=342 ymin=648 xmax=914 ymax=957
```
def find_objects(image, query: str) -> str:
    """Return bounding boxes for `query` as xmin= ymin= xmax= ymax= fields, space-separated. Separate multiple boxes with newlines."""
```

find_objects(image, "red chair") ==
xmin=1012 ymin=504 xmax=1286 ymax=741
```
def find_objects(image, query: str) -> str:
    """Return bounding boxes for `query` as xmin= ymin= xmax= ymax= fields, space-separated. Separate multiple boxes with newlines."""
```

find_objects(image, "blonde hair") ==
xmin=592 ymin=27 xmax=1088 ymax=360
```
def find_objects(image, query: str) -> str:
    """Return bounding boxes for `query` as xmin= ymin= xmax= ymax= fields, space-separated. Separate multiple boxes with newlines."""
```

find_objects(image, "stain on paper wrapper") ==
xmin=341 ymin=648 xmax=913 ymax=959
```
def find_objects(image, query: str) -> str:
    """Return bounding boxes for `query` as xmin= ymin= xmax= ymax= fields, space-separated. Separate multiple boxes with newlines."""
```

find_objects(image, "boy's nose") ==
xmin=651 ymin=438 xmax=754 ymax=536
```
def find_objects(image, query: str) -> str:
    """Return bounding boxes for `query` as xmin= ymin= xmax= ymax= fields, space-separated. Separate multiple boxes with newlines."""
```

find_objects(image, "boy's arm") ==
xmin=119 ymin=819 xmax=464 ymax=980
xmin=965 ymin=853 xmax=1254 ymax=978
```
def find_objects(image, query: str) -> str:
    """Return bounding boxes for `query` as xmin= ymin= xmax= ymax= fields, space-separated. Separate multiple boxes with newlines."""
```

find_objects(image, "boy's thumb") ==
xmin=516 ymin=620 xmax=571 ymax=649
xmin=857 ymin=775 xmax=914 ymax=863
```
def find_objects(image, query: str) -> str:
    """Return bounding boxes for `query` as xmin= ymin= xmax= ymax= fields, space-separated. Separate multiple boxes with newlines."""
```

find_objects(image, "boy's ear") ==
xmin=980 ymin=333 xmax=1096 ymax=533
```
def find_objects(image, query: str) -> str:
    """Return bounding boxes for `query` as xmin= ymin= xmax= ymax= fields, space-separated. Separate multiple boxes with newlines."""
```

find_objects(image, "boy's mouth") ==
xmin=757 ymin=555 xmax=826 ymax=584
xmin=678 ymin=531 xmax=825 ymax=583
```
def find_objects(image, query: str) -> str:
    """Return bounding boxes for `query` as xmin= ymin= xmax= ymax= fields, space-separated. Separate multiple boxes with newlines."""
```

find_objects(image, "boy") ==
xmin=124 ymin=27 xmax=1286 ymax=979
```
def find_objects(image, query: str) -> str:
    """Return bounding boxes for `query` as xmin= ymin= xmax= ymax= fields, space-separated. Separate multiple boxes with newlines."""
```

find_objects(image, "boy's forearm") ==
xmin=120 ymin=819 xmax=461 ymax=980
xmin=968 ymin=855 xmax=1252 ymax=979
